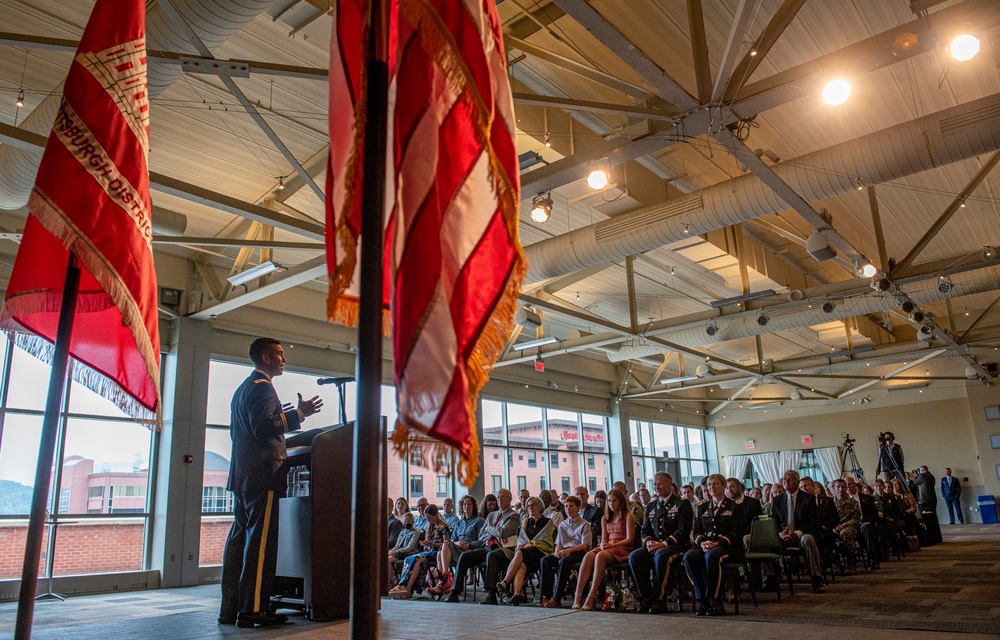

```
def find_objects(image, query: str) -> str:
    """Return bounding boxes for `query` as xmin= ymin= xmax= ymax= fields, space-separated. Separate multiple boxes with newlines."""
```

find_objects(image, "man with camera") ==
xmin=875 ymin=432 xmax=905 ymax=484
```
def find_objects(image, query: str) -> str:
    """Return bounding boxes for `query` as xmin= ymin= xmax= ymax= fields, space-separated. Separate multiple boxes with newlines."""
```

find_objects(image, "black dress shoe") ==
xmin=647 ymin=601 xmax=668 ymax=614
xmin=218 ymin=615 xmax=237 ymax=625
xmin=760 ymin=579 xmax=778 ymax=593
xmin=236 ymin=612 xmax=289 ymax=628
xmin=481 ymin=591 xmax=499 ymax=605
xmin=706 ymin=600 xmax=726 ymax=616
xmin=811 ymin=578 xmax=826 ymax=594
xmin=445 ymin=591 xmax=461 ymax=603
xmin=695 ymin=602 xmax=711 ymax=616
xmin=510 ymin=593 xmax=528 ymax=606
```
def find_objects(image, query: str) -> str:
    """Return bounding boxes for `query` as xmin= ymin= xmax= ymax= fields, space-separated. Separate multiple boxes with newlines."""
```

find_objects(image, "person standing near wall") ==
xmin=219 ymin=338 xmax=323 ymax=628
xmin=941 ymin=468 xmax=964 ymax=524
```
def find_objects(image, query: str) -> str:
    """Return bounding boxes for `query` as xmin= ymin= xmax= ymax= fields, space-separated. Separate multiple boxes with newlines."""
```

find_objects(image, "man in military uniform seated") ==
xmin=628 ymin=471 xmax=693 ymax=614
xmin=769 ymin=470 xmax=826 ymax=593
xmin=830 ymin=478 xmax=862 ymax=565
xmin=845 ymin=477 xmax=880 ymax=568
xmin=684 ymin=474 xmax=742 ymax=616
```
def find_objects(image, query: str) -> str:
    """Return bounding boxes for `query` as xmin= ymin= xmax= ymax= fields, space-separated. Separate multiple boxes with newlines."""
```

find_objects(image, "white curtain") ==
xmin=815 ymin=446 xmax=843 ymax=484
xmin=725 ymin=454 xmax=751 ymax=482
xmin=750 ymin=452 xmax=782 ymax=485
xmin=779 ymin=449 xmax=802 ymax=479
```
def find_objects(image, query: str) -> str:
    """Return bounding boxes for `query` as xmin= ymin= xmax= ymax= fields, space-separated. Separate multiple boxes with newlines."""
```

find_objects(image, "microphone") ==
xmin=317 ymin=376 xmax=354 ymax=386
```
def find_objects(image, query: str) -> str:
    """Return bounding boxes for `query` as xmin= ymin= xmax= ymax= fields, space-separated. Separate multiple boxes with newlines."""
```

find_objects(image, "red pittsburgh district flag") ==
xmin=327 ymin=0 xmax=525 ymax=486
xmin=1 ymin=0 xmax=160 ymax=423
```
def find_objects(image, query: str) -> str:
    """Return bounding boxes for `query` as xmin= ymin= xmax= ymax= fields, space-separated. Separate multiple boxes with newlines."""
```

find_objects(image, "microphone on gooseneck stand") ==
xmin=316 ymin=376 xmax=354 ymax=386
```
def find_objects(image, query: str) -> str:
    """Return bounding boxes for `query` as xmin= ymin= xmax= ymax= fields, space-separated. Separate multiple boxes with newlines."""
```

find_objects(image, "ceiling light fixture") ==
xmin=950 ymin=34 xmax=981 ymax=62
xmin=859 ymin=261 xmax=877 ymax=278
xmin=822 ymin=300 xmax=836 ymax=313
xmin=586 ymin=160 xmax=609 ymax=190
xmin=938 ymin=276 xmax=953 ymax=294
xmin=757 ymin=311 xmax=769 ymax=326
xmin=275 ymin=175 xmax=286 ymax=190
xmin=15 ymin=88 xmax=24 ymax=108
xmin=682 ymin=223 xmax=691 ymax=234
xmin=706 ymin=320 xmax=719 ymax=336
xmin=983 ymin=246 xmax=998 ymax=261
xmin=855 ymin=177 xmax=864 ymax=191
xmin=530 ymin=192 xmax=553 ymax=223
xmin=822 ymin=79 xmax=852 ymax=105
xmin=544 ymin=131 xmax=551 ymax=147
xmin=512 ymin=336 xmax=558 ymax=351
xmin=227 ymin=261 xmax=280 ymax=286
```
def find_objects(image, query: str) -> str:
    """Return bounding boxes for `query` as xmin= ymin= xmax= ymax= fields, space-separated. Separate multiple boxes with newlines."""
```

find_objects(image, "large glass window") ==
xmin=0 ymin=337 xmax=157 ymax=579
xmin=631 ymin=420 xmax=711 ymax=487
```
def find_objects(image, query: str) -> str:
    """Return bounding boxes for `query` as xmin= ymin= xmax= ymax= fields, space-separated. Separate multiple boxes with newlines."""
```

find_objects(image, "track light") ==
xmin=706 ymin=320 xmax=719 ymax=336
xmin=917 ymin=325 xmax=934 ymax=342
xmin=530 ymin=192 xmax=553 ymax=223
xmin=900 ymin=300 xmax=916 ymax=314
xmin=909 ymin=310 xmax=926 ymax=324
xmin=950 ymin=34 xmax=980 ymax=61
xmin=15 ymin=88 xmax=24 ymax=108
xmin=822 ymin=79 xmax=851 ymax=105
xmin=937 ymin=277 xmax=953 ymax=294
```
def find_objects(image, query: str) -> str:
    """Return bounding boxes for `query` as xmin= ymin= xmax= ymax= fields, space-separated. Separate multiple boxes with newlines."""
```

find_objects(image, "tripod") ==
xmin=877 ymin=441 xmax=906 ymax=485
xmin=840 ymin=440 xmax=866 ymax=485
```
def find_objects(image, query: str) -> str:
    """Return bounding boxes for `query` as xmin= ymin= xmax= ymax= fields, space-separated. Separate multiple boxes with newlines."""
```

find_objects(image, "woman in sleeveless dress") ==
xmin=572 ymin=488 xmax=635 ymax=610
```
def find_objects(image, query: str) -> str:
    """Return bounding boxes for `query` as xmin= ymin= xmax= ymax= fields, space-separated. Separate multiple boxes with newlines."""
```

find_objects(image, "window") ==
xmin=87 ymin=487 xmax=104 ymax=498
xmin=410 ymin=475 xmax=424 ymax=497
xmin=550 ymin=453 xmax=559 ymax=469
xmin=491 ymin=475 xmax=502 ymax=494
xmin=435 ymin=476 xmax=448 ymax=498
xmin=587 ymin=454 xmax=596 ymax=470
xmin=800 ymin=450 xmax=823 ymax=484
xmin=517 ymin=476 xmax=527 ymax=491
xmin=540 ymin=476 xmax=547 ymax=490
xmin=561 ymin=477 xmax=571 ymax=494
xmin=493 ymin=453 xmax=499 ymax=460
xmin=58 ymin=488 xmax=71 ymax=515
xmin=631 ymin=420 xmax=711 ymax=486
xmin=528 ymin=451 xmax=537 ymax=468
xmin=588 ymin=477 xmax=597 ymax=492
xmin=410 ymin=446 xmax=424 ymax=467
xmin=202 ymin=487 xmax=231 ymax=513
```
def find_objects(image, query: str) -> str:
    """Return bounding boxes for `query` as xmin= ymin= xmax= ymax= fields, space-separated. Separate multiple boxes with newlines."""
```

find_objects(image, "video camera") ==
xmin=877 ymin=432 xmax=890 ymax=445
xmin=842 ymin=433 xmax=855 ymax=447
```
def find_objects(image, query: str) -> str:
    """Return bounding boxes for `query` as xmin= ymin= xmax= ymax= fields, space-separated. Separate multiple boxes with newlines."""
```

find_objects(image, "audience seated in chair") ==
xmin=768 ymin=470 xmax=826 ymax=594
xmin=684 ymin=473 xmax=742 ymax=617
xmin=539 ymin=495 xmax=592 ymax=608
xmin=445 ymin=489 xmax=519 ymax=603
xmin=497 ymin=497 xmax=554 ymax=604
xmin=431 ymin=495 xmax=484 ymax=598
xmin=389 ymin=505 xmax=450 ymax=599
xmin=573 ymin=488 xmax=635 ymax=611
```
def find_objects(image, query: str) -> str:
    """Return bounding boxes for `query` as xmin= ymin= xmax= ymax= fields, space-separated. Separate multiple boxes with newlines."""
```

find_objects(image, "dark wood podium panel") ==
xmin=275 ymin=421 xmax=363 ymax=620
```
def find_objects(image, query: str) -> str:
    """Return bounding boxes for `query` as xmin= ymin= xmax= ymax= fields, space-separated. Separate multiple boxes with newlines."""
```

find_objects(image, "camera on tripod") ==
xmin=877 ymin=432 xmax=889 ymax=445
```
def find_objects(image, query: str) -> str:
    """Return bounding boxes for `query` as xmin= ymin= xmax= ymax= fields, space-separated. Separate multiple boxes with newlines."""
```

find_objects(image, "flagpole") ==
xmin=350 ymin=0 xmax=388 ymax=638
xmin=15 ymin=254 xmax=81 ymax=640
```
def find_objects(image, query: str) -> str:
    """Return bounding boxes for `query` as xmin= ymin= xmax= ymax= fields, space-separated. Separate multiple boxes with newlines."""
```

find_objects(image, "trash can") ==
xmin=978 ymin=495 xmax=998 ymax=525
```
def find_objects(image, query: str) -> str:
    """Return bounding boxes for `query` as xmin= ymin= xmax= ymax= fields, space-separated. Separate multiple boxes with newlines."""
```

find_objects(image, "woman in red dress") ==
xmin=572 ymin=488 xmax=635 ymax=610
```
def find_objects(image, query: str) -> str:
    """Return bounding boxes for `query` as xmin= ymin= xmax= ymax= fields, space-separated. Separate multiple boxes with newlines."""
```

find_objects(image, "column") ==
xmin=608 ymin=400 xmax=635 ymax=491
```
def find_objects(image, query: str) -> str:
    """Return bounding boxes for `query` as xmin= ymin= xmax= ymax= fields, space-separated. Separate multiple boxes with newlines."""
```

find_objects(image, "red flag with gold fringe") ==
xmin=326 ymin=0 xmax=525 ymax=487
xmin=0 ymin=0 xmax=160 ymax=423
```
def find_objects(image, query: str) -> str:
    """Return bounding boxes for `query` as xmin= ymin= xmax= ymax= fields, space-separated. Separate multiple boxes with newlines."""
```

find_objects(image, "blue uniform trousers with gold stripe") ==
xmin=628 ymin=545 xmax=686 ymax=603
xmin=221 ymin=487 xmax=281 ymax=616
xmin=683 ymin=545 xmax=730 ymax=601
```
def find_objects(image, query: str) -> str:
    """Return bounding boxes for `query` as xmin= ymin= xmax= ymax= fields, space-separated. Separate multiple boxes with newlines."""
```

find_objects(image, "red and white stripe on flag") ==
xmin=326 ymin=0 xmax=525 ymax=487
xmin=0 ymin=0 xmax=160 ymax=423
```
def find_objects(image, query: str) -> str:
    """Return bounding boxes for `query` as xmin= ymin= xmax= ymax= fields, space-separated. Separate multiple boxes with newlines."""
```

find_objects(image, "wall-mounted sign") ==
xmin=561 ymin=430 xmax=605 ymax=443
xmin=745 ymin=439 xmax=755 ymax=450
xmin=802 ymin=434 xmax=813 ymax=445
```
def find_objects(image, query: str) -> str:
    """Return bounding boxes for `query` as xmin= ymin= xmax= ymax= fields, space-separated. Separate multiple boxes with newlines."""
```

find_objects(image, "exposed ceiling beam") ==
xmin=152 ymin=236 xmax=324 ymax=249
xmin=710 ymin=0 xmax=760 ymax=103
xmin=549 ymin=0 xmax=699 ymax=110
xmin=709 ymin=379 xmax=756 ymax=415
xmin=867 ymin=186 xmax=889 ymax=272
xmin=188 ymin=256 xmax=327 ymax=320
xmin=958 ymin=293 xmax=1000 ymax=343
xmin=156 ymin=0 xmax=325 ymax=202
xmin=686 ymin=0 xmax=713 ymax=103
xmin=721 ymin=0 xmax=806 ymax=101
xmin=504 ymin=35 xmax=673 ymax=111
xmin=0 ymin=32 xmax=328 ymax=81
xmin=512 ymin=92 xmax=675 ymax=120
xmin=892 ymin=150 xmax=1000 ymax=275
xmin=0 ymin=120 xmax=326 ymax=241
xmin=835 ymin=349 xmax=946 ymax=398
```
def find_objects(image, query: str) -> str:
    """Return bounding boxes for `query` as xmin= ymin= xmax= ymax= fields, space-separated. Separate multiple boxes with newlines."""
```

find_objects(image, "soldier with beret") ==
xmin=628 ymin=471 xmax=693 ymax=614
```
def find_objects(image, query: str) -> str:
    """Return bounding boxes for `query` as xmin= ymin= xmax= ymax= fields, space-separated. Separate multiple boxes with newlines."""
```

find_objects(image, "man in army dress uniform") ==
xmin=219 ymin=338 xmax=323 ymax=628
xmin=628 ymin=471 xmax=693 ymax=614
xmin=684 ymin=474 xmax=742 ymax=616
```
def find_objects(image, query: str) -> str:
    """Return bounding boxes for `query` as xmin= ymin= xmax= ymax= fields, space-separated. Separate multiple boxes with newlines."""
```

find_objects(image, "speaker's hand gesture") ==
xmin=298 ymin=393 xmax=323 ymax=417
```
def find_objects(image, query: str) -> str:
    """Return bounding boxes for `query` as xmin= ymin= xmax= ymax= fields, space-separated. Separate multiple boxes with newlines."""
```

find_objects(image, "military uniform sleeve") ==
xmin=692 ymin=503 xmax=707 ymax=545
xmin=670 ymin=498 xmax=694 ymax=546
xmin=247 ymin=379 xmax=301 ymax=438
xmin=641 ymin=504 xmax=655 ymax=544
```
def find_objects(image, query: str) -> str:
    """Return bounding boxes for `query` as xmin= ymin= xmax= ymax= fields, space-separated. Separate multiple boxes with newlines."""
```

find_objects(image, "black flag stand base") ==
xmin=14 ymin=254 xmax=81 ymax=640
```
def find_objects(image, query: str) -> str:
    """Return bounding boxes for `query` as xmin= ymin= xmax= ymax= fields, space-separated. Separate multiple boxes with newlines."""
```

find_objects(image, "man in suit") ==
xmin=941 ymin=468 xmax=964 ymax=524
xmin=726 ymin=477 xmax=762 ymax=539
xmin=913 ymin=465 xmax=937 ymax=514
xmin=220 ymin=338 xmax=323 ymax=628
xmin=445 ymin=488 xmax=520 ymax=603
xmin=628 ymin=471 xmax=694 ymax=614
xmin=845 ymin=477 xmax=881 ymax=569
xmin=770 ymin=470 xmax=826 ymax=593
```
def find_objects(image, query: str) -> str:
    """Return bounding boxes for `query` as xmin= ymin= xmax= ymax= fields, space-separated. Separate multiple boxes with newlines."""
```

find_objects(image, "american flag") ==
xmin=326 ymin=0 xmax=525 ymax=486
